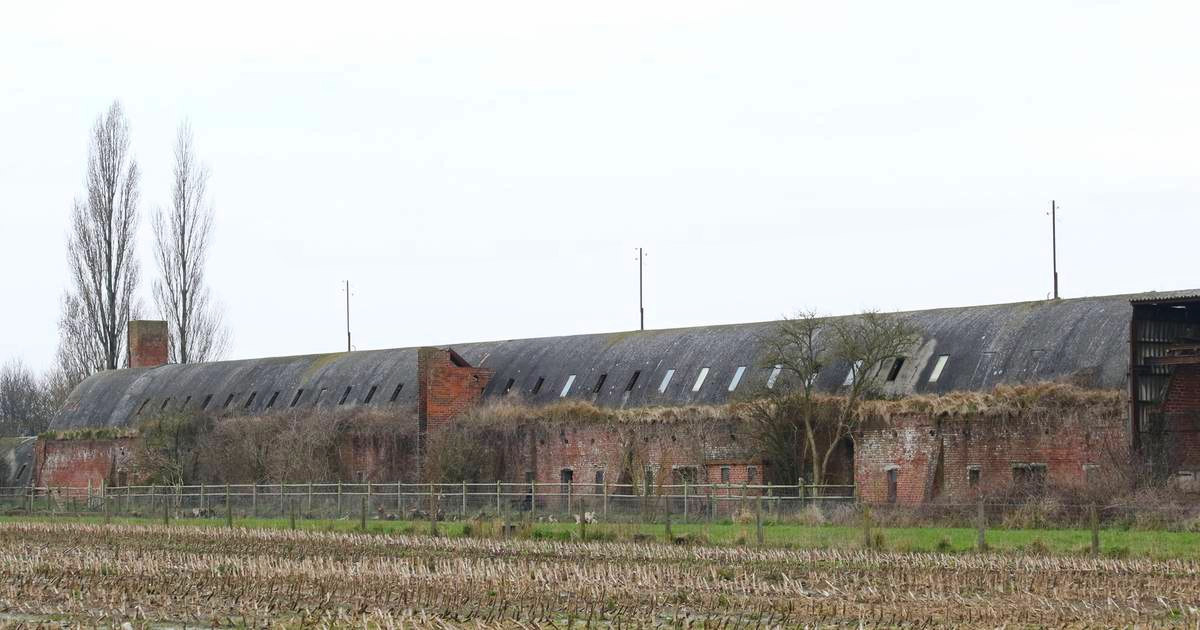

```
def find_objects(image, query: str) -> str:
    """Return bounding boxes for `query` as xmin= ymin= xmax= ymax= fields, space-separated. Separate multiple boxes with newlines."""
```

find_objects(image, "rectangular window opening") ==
xmin=243 ymin=392 xmax=257 ymax=409
xmin=929 ymin=355 xmax=950 ymax=383
xmin=290 ymin=389 xmax=305 ymax=408
xmin=625 ymin=370 xmax=641 ymax=392
xmin=720 ymin=466 xmax=731 ymax=483
xmin=886 ymin=357 xmax=906 ymax=382
xmin=364 ymin=385 xmax=378 ymax=404
xmin=531 ymin=377 xmax=545 ymax=395
xmin=503 ymin=378 xmax=515 ymax=395
xmin=767 ymin=365 xmax=782 ymax=389
xmin=338 ymin=386 xmax=353 ymax=405
xmin=593 ymin=373 xmax=607 ymax=393
xmin=747 ymin=465 xmax=757 ymax=483
xmin=265 ymin=391 xmax=280 ymax=409
xmin=968 ymin=466 xmax=981 ymax=487
xmin=658 ymin=369 xmax=675 ymax=393
xmin=887 ymin=468 xmax=898 ymax=504
xmin=200 ymin=394 xmax=213 ymax=410
xmin=594 ymin=469 xmax=605 ymax=494
xmin=728 ymin=366 xmax=746 ymax=392
xmin=692 ymin=367 xmax=710 ymax=392
xmin=560 ymin=374 xmax=576 ymax=397
xmin=389 ymin=383 xmax=404 ymax=403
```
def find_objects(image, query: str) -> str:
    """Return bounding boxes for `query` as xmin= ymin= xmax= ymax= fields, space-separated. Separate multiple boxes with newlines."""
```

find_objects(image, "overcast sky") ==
xmin=2 ymin=1 xmax=1198 ymax=373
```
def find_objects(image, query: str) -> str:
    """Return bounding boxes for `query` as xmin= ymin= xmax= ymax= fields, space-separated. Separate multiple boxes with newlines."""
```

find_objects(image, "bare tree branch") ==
xmin=152 ymin=121 xmax=228 ymax=364
xmin=63 ymin=101 xmax=141 ymax=372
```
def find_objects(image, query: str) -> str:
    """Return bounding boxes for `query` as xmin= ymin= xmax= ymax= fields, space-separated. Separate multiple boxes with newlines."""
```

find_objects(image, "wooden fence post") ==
xmin=307 ymin=482 xmax=313 ymax=516
xmin=496 ymin=480 xmax=502 ymax=516
xmin=336 ymin=482 xmax=343 ymax=518
xmin=251 ymin=484 xmax=258 ymax=519
xmin=462 ymin=480 xmax=467 ymax=518
xmin=290 ymin=495 xmax=297 ymax=530
xmin=161 ymin=486 xmax=169 ymax=527
xmin=1090 ymin=503 xmax=1100 ymax=556
xmin=200 ymin=482 xmax=206 ymax=513
xmin=756 ymin=492 xmax=764 ymax=546
xmin=686 ymin=480 xmax=696 ymax=523
xmin=530 ymin=480 xmax=537 ymax=522
xmin=367 ymin=481 xmax=373 ymax=519
xmin=862 ymin=504 xmax=873 ymax=550
xmin=602 ymin=481 xmax=608 ymax=521
xmin=360 ymin=493 xmax=367 ymax=531
xmin=976 ymin=496 xmax=987 ymax=552
xmin=429 ymin=482 xmax=438 ymax=537
xmin=225 ymin=484 xmax=232 ymax=528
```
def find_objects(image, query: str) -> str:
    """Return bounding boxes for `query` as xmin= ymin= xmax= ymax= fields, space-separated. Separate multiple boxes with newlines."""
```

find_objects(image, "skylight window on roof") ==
xmin=593 ymin=374 xmax=607 ymax=393
xmin=843 ymin=360 xmax=863 ymax=386
xmin=315 ymin=388 xmax=327 ymax=405
xmin=265 ymin=391 xmax=279 ymax=409
xmin=244 ymin=392 xmax=257 ymax=409
xmin=560 ymin=375 xmax=576 ymax=397
xmin=364 ymin=385 xmax=378 ymax=404
xmin=929 ymin=355 xmax=949 ymax=383
xmin=625 ymin=371 xmax=641 ymax=392
xmin=531 ymin=377 xmax=545 ymax=395
xmin=389 ymin=383 xmax=404 ymax=403
xmin=160 ymin=397 xmax=171 ymax=411
xmin=692 ymin=367 xmax=710 ymax=392
xmin=767 ymin=365 xmax=782 ymax=389
xmin=658 ymin=369 xmax=675 ymax=393
xmin=201 ymin=394 xmax=213 ymax=410
xmin=338 ymin=386 xmax=353 ymax=405
xmin=224 ymin=394 xmax=237 ymax=409
xmin=137 ymin=399 xmax=150 ymax=416
xmin=728 ymin=366 xmax=746 ymax=392
xmin=503 ymin=379 xmax=515 ymax=395
xmin=182 ymin=396 xmax=191 ymax=409
xmin=886 ymin=357 xmax=905 ymax=382
xmin=290 ymin=389 xmax=304 ymax=408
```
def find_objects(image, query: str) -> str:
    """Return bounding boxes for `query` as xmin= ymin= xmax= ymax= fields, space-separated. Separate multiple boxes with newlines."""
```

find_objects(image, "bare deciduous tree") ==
xmin=152 ymin=122 xmax=228 ymax=364
xmin=0 ymin=360 xmax=53 ymax=436
xmin=757 ymin=310 xmax=920 ymax=487
xmin=64 ymin=101 xmax=141 ymax=371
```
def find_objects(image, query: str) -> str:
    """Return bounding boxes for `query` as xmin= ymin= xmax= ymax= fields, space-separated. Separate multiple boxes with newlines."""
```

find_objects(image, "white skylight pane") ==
xmin=560 ymin=374 xmax=576 ymax=397
xmin=843 ymin=360 xmax=863 ymax=386
xmin=658 ymin=369 xmax=675 ymax=393
xmin=692 ymin=367 xmax=710 ymax=392
xmin=766 ymin=365 xmax=782 ymax=389
xmin=728 ymin=366 xmax=746 ymax=392
xmin=929 ymin=355 xmax=949 ymax=383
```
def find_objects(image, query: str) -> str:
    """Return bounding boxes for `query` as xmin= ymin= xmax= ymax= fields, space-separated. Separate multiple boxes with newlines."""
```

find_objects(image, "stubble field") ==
xmin=0 ymin=521 xmax=1196 ymax=628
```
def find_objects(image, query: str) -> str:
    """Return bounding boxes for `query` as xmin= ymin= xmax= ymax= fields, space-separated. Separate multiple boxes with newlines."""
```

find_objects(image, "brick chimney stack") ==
xmin=127 ymin=320 xmax=169 ymax=368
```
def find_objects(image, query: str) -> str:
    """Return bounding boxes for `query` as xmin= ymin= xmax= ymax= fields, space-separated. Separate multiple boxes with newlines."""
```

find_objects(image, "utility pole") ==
xmin=637 ymin=248 xmax=646 ymax=330
xmin=344 ymin=280 xmax=352 ymax=352
xmin=1050 ymin=201 xmax=1059 ymax=300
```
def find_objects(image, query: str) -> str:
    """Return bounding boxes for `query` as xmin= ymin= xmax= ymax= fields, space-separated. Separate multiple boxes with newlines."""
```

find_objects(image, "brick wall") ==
xmin=1162 ymin=364 xmax=1200 ymax=473
xmin=34 ymin=438 xmax=136 ymax=494
xmin=128 ymin=320 xmax=169 ymax=368
xmin=417 ymin=347 xmax=493 ymax=440
xmin=856 ymin=410 xmax=1128 ymax=505
xmin=335 ymin=432 xmax=420 ymax=483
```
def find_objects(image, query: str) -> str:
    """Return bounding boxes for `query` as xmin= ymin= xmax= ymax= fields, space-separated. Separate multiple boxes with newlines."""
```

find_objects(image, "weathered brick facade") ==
xmin=856 ymin=410 xmax=1128 ymax=505
xmin=34 ymin=438 xmax=135 ymax=495
xmin=418 ymin=347 xmax=492 ymax=437
xmin=127 ymin=320 xmax=169 ymax=369
xmin=1162 ymin=364 xmax=1200 ymax=475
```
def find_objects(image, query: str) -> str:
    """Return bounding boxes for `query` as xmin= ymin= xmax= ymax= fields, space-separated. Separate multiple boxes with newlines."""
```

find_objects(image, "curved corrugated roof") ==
xmin=50 ymin=291 xmax=1166 ymax=431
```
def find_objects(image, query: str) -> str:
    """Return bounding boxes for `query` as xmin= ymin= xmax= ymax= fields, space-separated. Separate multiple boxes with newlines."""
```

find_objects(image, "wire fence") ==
xmin=0 ymin=482 xmax=856 ymax=524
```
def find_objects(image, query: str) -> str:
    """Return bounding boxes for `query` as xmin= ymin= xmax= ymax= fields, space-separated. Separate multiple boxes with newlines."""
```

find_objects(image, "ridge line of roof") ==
xmin=146 ymin=289 xmax=1199 ymax=371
